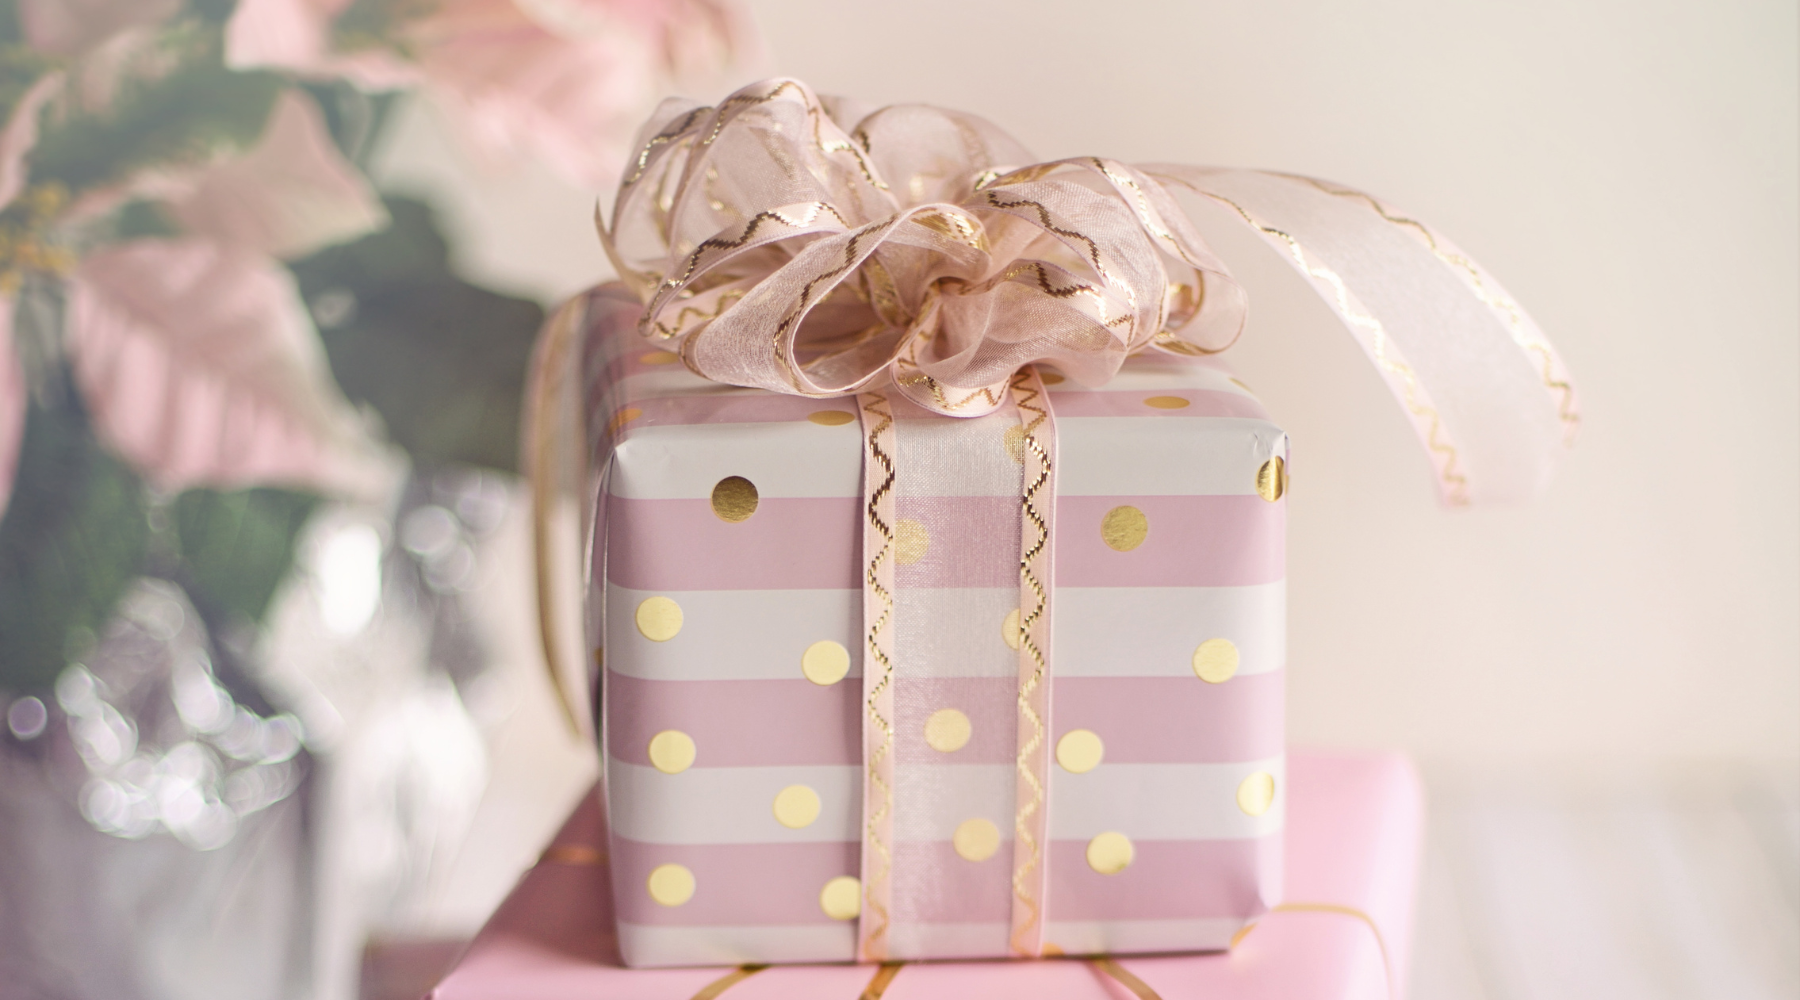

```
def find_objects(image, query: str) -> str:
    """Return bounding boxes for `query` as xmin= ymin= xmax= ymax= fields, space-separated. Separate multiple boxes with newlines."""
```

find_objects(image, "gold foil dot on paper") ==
xmin=1086 ymin=832 xmax=1134 ymax=875
xmin=953 ymin=817 xmax=1002 ymax=861
xmin=924 ymin=708 xmax=972 ymax=753
xmin=640 ymin=350 xmax=680 ymax=365
xmin=895 ymin=518 xmax=930 ymax=564
xmin=647 ymin=863 xmax=695 ymax=906
xmin=635 ymin=596 xmax=683 ymax=641
xmin=772 ymin=784 xmax=821 ymax=829
xmin=647 ymin=730 xmax=696 ymax=774
xmin=1237 ymin=772 xmax=1277 ymax=816
xmin=608 ymin=407 xmax=643 ymax=433
xmin=1193 ymin=638 xmax=1240 ymax=684
xmin=807 ymin=409 xmax=856 ymax=426
xmin=819 ymin=876 xmax=861 ymax=920
xmin=1256 ymin=456 xmax=1287 ymax=502
xmin=1056 ymin=729 xmax=1105 ymax=773
xmin=1039 ymin=371 xmax=1066 ymax=386
xmin=1144 ymin=395 xmax=1191 ymax=409
xmin=801 ymin=640 xmax=851 ymax=686
xmin=1002 ymin=608 xmax=1022 ymax=650
xmin=710 ymin=475 xmax=759 ymax=522
xmin=1002 ymin=425 xmax=1026 ymax=464
xmin=1041 ymin=943 xmax=1066 ymax=957
xmin=1101 ymin=506 xmax=1149 ymax=551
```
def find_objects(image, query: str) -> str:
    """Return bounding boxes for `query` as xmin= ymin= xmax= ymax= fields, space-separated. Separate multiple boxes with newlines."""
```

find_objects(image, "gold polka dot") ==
xmin=953 ymin=817 xmax=1001 ymax=861
xmin=1002 ymin=608 xmax=1022 ymax=651
xmin=895 ymin=518 xmax=930 ymax=564
xmin=819 ymin=875 xmax=861 ymax=920
xmin=1086 ymin=832 xmax=1134 ymax=875
xmin=1056 ymin=729 xmax=1105 ymax=773
xmin=647 ymin=730 xmax=695 ymax=774
xmin=772 ymin=784 xmax=821 ymax=829
xmin=1100 ymin=506 xmax=1148 ymax=551
xmin=608 ymin=407 xmax=643 ymax=433
xmin=640 ymin=350 xmax=681 ymax=365
xmin=647 ymin=863 xmax=694 ymax=905
xmin=1237 ymin=772 xmax=1276 ymax=816
xmin=635 ymin=596 xmax=683 ymax=641
xmin=1229 ymin=377 xmax=1253 ymax=393
xmin=1193 ymin=638 xmax=1240 ymax=683
xmin=924 ymin=708 xmax=971 ymax=753
xmin=1041 ymin=942 xmax=1066 ymax=957
xmin=710 ymin=475 xmax=758 ymax=522
xmin=1039 ymin=371 xmax=1065 ymax=386
xmin=1256 ymin=456 xmax=1287 ymax=502
xmin=1144 ymin=395 xmax=1191 ymax=409
xmin=1003 ymin=424 xmax=1026 ymax=464
xmin=801 ymin=640 xmax=850 ymax=686
xmin=808 ymin=409 xmax=856 ymax=426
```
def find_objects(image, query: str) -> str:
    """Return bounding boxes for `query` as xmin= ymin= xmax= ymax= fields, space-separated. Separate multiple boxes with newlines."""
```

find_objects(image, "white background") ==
xmin=375 ymin=0 xmax=1798 ymax=782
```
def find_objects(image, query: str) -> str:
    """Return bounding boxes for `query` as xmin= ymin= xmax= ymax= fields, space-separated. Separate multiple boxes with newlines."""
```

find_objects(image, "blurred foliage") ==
xmin=294 ymin=196 xmax=544 ymax=473
xmin=0 ymin=391 xmax=148 ymax=693
xmin=170 ymin=487 xmax=319 ymax=628
xmin=29 ymin=60 xmax=283 ymax=195
xmin=0 ymin=369 xmax=324 ymax=693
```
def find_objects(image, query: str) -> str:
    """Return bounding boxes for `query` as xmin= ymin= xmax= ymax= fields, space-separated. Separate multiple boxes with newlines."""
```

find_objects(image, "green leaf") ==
xmin=172 ymin=486 xmax=318 ymax=627
xmin=291 ymin=196 xmax=545 ymax=472
xmin=0 ymin=393 xmax=148 ymax=695
xmin=28 ymin=59 xmax=283 ymax=195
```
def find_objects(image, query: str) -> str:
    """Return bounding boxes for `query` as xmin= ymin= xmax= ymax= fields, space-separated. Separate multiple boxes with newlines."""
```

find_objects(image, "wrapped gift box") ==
xmin=430 ymin=750 xmax=1421 ymax=999
xmin=577 ymin=286 xmax=1290 ymax=965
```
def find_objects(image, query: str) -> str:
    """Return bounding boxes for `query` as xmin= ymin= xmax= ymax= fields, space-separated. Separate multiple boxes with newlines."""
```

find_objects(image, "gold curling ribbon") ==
xmin=685 ymin=964 xmax=767 ymax=1000
xmin=858 ymin=962 xmax=904 ymax=999
xmin=1230 ymin=901 xmax=1395 ymax=1000
xmin=524 ymin=294 xmax=589 ymax=737
xmin=1087 ymin=956 xmax=1164 ymax=999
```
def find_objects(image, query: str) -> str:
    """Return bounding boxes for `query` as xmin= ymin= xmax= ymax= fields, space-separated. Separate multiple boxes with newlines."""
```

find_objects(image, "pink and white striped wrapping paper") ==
xmin=579 ymin=287 xmax=1288 ymax=968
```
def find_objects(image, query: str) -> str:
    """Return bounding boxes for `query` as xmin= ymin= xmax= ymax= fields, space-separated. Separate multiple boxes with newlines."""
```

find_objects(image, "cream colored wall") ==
xmin=376 ymin=0 xmax=1798 ymax=767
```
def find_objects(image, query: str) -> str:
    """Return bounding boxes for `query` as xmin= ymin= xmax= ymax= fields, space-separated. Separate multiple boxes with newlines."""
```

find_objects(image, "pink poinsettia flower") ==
xmin=226 ymin=0 xmax=755 ymax=191
xmin=0 ymin=84 xmax=392 ymax=518
xmin=63 ymin=88 xmax=392 ymax=499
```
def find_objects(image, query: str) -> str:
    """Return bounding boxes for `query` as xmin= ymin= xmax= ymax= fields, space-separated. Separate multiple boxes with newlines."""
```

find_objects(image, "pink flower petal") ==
xmin=68 ymin=238 xmax=388 ymax=497
xmin=225 ymin=0 xmax=421 ymax=90
xmin=0 ymin=72 xmax=64 ymax=211
xmin=18 ymin=0 xmax=180 ymax=55
xmin=166 ymin=89 xmax=388 ymax=260
xmin=0 ymin=302 xmax=22 ymax=522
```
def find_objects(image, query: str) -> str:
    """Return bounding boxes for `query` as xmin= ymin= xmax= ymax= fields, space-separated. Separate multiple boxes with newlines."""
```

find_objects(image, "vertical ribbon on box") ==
xmin=1008 ymin=367 xmax=1057 ymax=957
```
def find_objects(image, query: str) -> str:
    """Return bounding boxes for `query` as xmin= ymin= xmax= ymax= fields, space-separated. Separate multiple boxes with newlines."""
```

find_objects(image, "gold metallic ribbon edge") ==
xmin=1009 ymin=367 xmax=1056 ymax=956
xmin=854 ymin=390 xmax=899 ymax=960
xmin=524 ymin=293 xmax=590 ymax=736
xmin=1278 ymin=173 xmax=1581 ymax=443
xmin=1147 ymin=170 xmax=1474 ymax=507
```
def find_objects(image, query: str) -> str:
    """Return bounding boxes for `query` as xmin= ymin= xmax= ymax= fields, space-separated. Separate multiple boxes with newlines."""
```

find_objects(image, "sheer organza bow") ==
xmin=600 ymin=77 xmax=1248 ymax=417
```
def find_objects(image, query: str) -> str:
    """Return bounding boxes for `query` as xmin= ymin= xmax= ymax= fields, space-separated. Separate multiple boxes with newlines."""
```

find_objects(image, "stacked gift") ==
xmin=450 ymin=78 xmax=1576 ymax=994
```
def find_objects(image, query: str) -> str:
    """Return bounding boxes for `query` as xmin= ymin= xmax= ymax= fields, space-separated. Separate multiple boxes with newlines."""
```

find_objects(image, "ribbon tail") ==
xmin=523 ymin=293 xmax=590 ymax=738
xmin=1142 ymin=165 xmax=1578 ymax=506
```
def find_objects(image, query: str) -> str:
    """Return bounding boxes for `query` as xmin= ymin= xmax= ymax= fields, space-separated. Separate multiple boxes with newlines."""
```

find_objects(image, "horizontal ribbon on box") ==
xmin=527 ymin=77 xmax=1577 ymax=962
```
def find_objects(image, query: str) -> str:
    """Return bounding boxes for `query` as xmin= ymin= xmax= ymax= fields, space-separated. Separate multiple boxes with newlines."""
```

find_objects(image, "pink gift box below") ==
xmin=431 ymin=751 xmax=1422 ymax=1000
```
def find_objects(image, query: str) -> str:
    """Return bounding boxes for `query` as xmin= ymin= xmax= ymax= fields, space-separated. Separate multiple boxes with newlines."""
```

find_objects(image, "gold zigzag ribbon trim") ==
xmin=1291 ymin=175 xmax=1579 ymax=442
xmin=858 ymin=390 xmax=897 ymax=958
xmin=1010 ymin=369 xmax=1052 ymax=955
xmin=1161 ymin=178 xmax=1471 ymax=505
